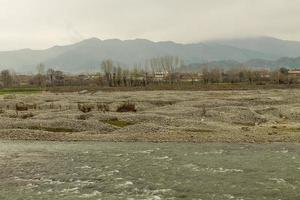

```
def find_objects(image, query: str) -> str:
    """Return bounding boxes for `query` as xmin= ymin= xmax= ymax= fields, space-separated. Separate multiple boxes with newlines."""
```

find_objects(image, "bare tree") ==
xmin=34 ymin=63 xmax=46 ymax=86
xmin=157 ymin=56 xmax=181 ymax=83
xmin=1 ymin=70 xmax=13 ymax=88
xmin=116 ymin=65 xmax=123 ymax=86
xmin=122 ymin=69 xmax=129 ymax=87
xmin=210 ymin=68 xmax=222 ymax=83
xmin=36 ymin=63 xmax=45 ymax=75
xmin=202 ymin=67 xmax=209 ymax=84
xmin=47 ymin=68 xmax=55 ymax=86
xmin=101 ymin=59 xmax=113 ymax=86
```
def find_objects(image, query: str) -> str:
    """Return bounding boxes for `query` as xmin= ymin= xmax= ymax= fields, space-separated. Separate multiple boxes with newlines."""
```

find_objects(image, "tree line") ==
xmin=0 ymin=56 xmax=298 ymax=88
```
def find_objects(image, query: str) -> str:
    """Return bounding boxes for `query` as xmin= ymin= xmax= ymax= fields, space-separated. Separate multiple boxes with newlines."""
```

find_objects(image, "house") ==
xmin=257 ymin=70 xmax=271 ymax=79
xmin=154 ymin=71 xmax=168 ymax=81
xmin=47 ymin=70 xmax=65 ymax=86
xmin=252 ymin=70 xmax=271 ymax=82
xmin=288 ymin=69 xmax=300 ymax=77
xmin=179 ymin=73 xmax=203 ymax=82
xmin=288 ymin=69 xmax=300 ymax=82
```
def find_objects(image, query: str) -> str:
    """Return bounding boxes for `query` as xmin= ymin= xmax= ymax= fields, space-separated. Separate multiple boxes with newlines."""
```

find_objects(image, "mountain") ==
xmin=179 ymin=60 xmax=243 ymax=72
xmin=215 ymin=36 xmax=300 ymax=59
xmin=1 ymin=36 xmax=300 ymax=73
xmin=181 ymin=57 xmax=300 ymax=72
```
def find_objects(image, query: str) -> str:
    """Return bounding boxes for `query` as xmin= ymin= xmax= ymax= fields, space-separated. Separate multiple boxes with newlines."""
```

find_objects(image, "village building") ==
xmin=179 ymin=73 xmax=203 ymax=82
xmin=288 ymin=68 xmax=300 ymax=77
xmin=258 ymin=70 xmax=271 ymax=79
xmin=288 ymin=68 xmax=300 ymax=82
xmin=154 ymin=71 xmax=168 ymax=81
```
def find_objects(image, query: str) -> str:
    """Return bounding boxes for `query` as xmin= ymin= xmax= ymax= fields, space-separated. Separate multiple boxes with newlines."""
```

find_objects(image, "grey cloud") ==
xmin=0 ymin=0 xmax=300 ymax=50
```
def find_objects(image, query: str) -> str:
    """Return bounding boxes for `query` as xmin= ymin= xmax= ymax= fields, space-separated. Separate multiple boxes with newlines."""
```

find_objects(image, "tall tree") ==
xmin=1 ymin=70 xmax=13 ymax=88
xmin=101 ymin=59 xmax=113 ymax=86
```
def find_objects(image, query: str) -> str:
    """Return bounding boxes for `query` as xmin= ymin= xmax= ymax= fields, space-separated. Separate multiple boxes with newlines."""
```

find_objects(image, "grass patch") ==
xmin=186 ymin=128 xmax=214 ymax=133
xmin=102 ymin=119 xmax=135 ymax=127
xmin=0 ymin=87 xmax=43 ymax=95
xmin=270 ymin=125 xmax=300 ymax=132
xmin=26 ymin=126 xmax=76 ymax=133
xmin=282 ymin=127 xmax=300 ymax=132
xmin=149 ymin=100 xmax=177 ymax=106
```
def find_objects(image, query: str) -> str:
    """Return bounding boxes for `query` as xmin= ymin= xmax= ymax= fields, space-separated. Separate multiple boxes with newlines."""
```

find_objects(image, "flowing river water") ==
xmin=0 ymin=141 xmax=299 ymax=200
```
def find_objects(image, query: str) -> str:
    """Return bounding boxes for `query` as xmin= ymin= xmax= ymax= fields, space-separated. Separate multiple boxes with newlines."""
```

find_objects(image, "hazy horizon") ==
xmin=1 ymin=0 xmax=300 ymax=51
xmin=0 ymin=35 xmax=298 ymax=52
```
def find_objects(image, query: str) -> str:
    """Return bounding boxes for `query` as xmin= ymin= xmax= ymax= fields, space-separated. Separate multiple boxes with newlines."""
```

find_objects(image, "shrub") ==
xmin=201 ymin=105 xmax=207 ymax=117
xmin=20 ymin=112 xmax=34 ymax=119
xmin=78 ymin=103 xmax=93 ymax=113
xmin=16 ymin=102 xmax=28 ymax=112
xmin=77 ymin=114 xmax=92 ymax=120
xmin=97 ymin=103 xmax=110 ymax=112
xmin=116 ymin=102 xmax=137 ymax=112
xmin=102 ymin=118 xmax=134 ymax=127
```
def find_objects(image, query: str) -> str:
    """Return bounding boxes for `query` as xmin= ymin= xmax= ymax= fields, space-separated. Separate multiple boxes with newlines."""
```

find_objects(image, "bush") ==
xmin=16 ymin=102 xmax=28 ymax=112
xmin=78 ymin=103 xmax=93 ymax=113
xmin=77 ymin=114 xmax=92 ymax=120
xmin=97 ymin=103 xmax=110 ymax=112
xmin=20 ymin=112 xmax=34 ymax=119
xmin=102 ymin=118 xmax=135 ymax=127
xmin=116 ymin=102 xmax=137 ymax=112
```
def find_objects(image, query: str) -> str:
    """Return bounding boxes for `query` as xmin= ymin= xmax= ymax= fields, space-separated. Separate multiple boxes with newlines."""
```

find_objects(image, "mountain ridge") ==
xmin=1 ymin=36 xmax=300 ymax=73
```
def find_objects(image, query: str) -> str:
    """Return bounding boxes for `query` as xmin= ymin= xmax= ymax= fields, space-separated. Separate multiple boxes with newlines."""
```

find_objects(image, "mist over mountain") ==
xmin=1 ymin=36 xmax=300 ymax=73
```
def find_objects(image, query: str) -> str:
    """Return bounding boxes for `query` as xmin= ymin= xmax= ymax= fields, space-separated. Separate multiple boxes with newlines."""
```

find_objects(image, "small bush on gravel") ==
xmin=78 ymin=103 xmax=93 ymax=113
xmin=97 ymin=103 xmax=110 ymax=112
xmin=116 ymin=102 xmax=137 ymax=112
xmin=20 ymin=112 xmax=34 ymax=119
xmin=77 ymin=114 xmax=92 ymax=120
xmin=16 ymin=102 xmax=28 ymax=112
xmin=102 ymin=118 xmax=134 ymax=127
xmin=201 ymin=105 xmax=207 ymax=117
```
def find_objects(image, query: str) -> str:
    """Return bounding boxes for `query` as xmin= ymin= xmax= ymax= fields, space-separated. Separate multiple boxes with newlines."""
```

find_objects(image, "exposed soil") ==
xmin=0 ymin=89 xmax=300 ymax=143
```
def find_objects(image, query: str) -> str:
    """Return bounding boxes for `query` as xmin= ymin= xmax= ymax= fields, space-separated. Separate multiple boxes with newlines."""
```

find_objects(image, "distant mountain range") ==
xmin=1 ymin=36 xmax=300 ymax=73
xmin=180 ymin=57 xmax=300 ymax=72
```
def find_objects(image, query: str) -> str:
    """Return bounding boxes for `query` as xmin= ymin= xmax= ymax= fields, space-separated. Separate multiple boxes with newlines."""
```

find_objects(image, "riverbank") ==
xmin=0 ymin=89 xmax=299 ymax=143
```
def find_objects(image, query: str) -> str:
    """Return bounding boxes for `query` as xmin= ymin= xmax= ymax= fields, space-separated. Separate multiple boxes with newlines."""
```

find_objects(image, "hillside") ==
xmin=1 ymin=37 xmax=300 ymax=73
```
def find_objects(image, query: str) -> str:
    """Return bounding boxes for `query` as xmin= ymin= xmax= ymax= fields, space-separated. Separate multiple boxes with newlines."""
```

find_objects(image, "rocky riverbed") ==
xmin=0 ymin=89 xmax=299 ymax=142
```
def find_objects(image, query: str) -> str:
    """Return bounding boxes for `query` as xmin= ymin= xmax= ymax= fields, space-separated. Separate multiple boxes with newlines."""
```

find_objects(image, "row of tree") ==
xmin=201 ymin=67 xmax=292 ymax=84
xmin=0 ymin=56 xmax=298 ymax=88
xmin=100 ymin=56 xmax=182 ymax=86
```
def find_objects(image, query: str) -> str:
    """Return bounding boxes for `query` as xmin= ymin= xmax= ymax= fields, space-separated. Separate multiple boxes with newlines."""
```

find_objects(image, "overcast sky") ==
xmin=0 ymin=0 xmax=300 ymax=50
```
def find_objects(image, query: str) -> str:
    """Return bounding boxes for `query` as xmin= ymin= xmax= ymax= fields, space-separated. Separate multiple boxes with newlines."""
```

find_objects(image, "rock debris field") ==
xmin=0 ymin=89 xmax=300 ymax=143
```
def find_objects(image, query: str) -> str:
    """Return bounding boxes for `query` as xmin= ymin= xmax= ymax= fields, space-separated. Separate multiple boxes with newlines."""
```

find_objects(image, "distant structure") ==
xmin=179 ymin=73 xmax=203 ymax=82
xmin=259 ymin=70 xmax=271 ymax=79
xmin=154 ymin=71 xmax=168 ymax=81
xmin=288 ymin=68 xmax=300 ymax=83
xmin=288 ymin=69 xmax=300 ymax=77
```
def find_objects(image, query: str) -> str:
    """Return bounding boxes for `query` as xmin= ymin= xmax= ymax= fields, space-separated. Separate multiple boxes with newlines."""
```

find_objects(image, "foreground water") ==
xmin=0 ymin=141 xmax=299 ymax=200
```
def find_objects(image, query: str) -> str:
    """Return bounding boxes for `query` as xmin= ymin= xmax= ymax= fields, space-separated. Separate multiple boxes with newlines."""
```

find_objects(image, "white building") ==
xmin=154 ymin=71 xmax=169 ymax=81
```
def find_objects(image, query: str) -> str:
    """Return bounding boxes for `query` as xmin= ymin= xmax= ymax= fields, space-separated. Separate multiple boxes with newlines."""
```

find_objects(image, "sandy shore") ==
xmin=0 ymin=89 xmax=299 ymax=143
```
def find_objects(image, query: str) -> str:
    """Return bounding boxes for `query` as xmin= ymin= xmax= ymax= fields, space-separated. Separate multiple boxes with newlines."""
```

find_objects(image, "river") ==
xmin=0 ymin=141 xmax=299 ymax=199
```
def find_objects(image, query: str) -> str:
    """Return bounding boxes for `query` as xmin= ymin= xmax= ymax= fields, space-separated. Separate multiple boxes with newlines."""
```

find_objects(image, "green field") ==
xmin=0 ymin=87 xmax=43 ymax=95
